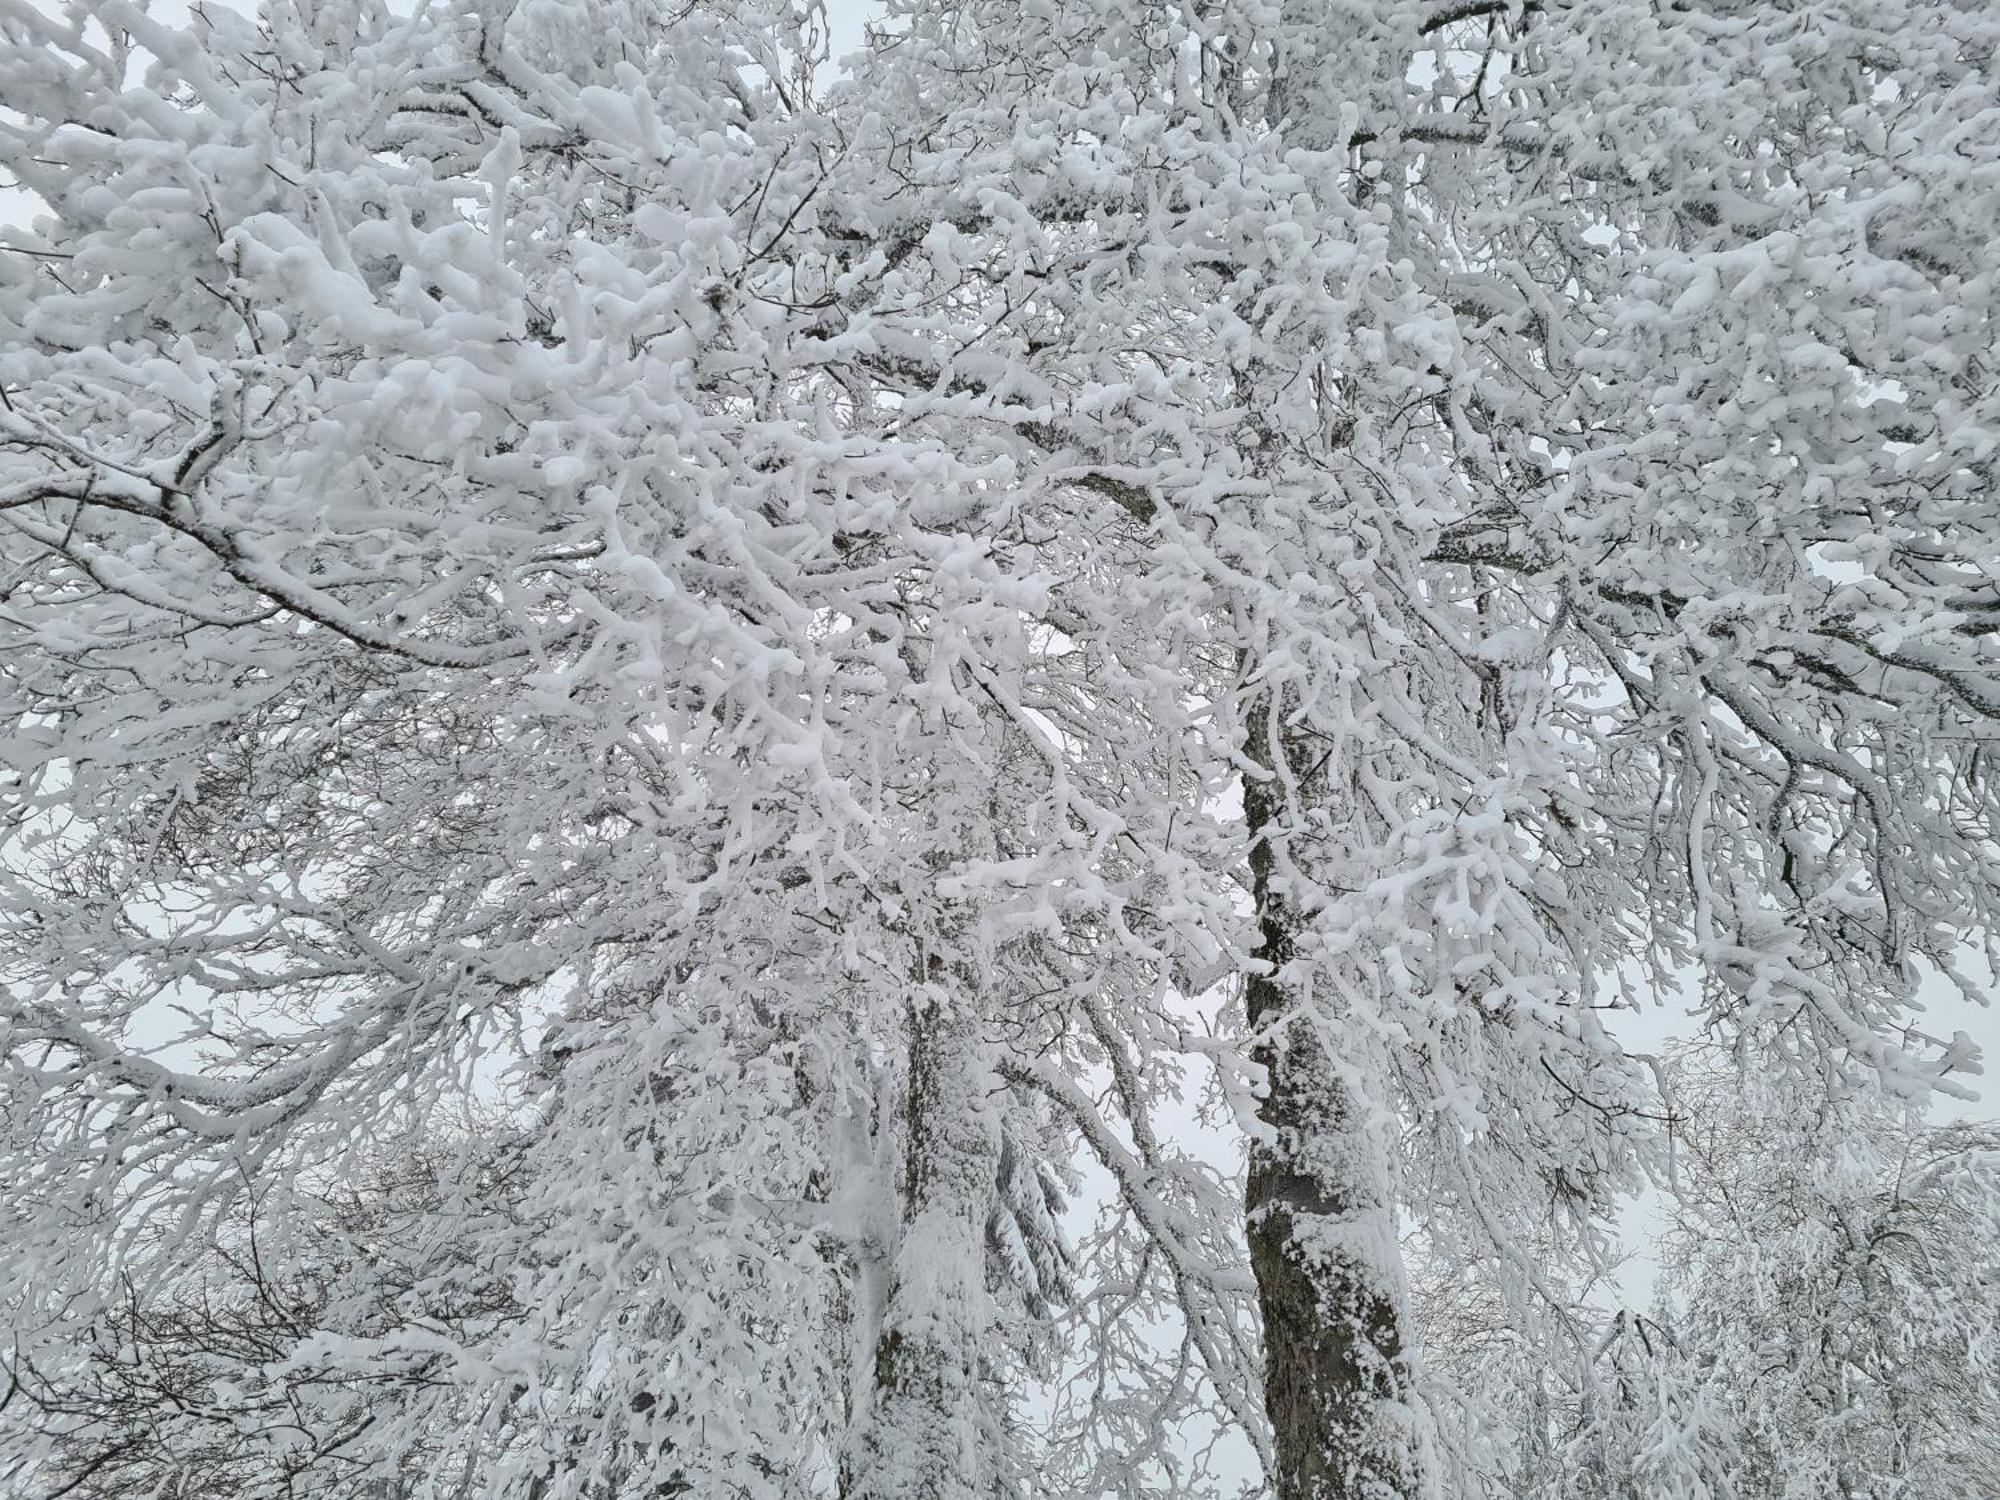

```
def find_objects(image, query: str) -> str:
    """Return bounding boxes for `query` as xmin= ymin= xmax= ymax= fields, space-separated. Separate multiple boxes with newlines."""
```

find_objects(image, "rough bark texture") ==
xmin=1243 ymin=766 xmax=1424 ymax=1500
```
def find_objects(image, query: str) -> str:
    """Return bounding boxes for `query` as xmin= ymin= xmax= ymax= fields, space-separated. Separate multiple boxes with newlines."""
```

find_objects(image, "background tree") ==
xmin=1656 ymin=1053 xmax=2000 ymax=1500
xmin=7 ymin=1141 xmax=536 ymax=1500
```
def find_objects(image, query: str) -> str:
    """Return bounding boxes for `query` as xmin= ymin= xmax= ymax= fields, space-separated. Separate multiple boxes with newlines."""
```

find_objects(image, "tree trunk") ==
xmin=1243 ymin=760 xmax=1424 ymax=1500
xmin=845 ymin=963 xmax=996 ymax=1500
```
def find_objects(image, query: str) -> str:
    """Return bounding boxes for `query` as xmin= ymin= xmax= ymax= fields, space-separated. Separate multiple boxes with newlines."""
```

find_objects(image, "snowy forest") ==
xmin=1 ymin=0 xmax=1997 ymax=1495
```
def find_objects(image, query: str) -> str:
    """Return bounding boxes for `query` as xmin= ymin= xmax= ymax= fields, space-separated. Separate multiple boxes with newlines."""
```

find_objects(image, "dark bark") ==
xmin=1243 ymin=757 xmax=1424 ymax=1500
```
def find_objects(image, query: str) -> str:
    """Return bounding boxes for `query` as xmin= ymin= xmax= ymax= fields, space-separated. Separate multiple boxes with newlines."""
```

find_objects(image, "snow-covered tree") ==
xmin=0 ymin=1 xmax=1254 ymax=1494
xmin=828 ymin=0 xmax=2000 ymax=1492
xmin=1656 ymin=1056 xmax=2000 ymax=1500
xmin=1418 ymin=1056 xmax=2000 ymax=1500
xmin=3 ymin=0 xmax=1997 ymax=1497
xmin=7 ymin=1138 xmax=536 ymax=1500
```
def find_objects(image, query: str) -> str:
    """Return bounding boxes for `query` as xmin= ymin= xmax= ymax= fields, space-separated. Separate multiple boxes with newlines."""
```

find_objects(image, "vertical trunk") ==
xmin=845 ymin=961 xmax=996 ymax=1500
xmin=1243 ymin=761 xmax=1424 ymax=1500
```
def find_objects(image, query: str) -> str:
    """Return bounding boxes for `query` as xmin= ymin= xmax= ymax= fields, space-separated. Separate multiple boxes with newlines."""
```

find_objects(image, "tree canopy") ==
xmin=2 ymin=1 xmax=1996 ymax=1496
